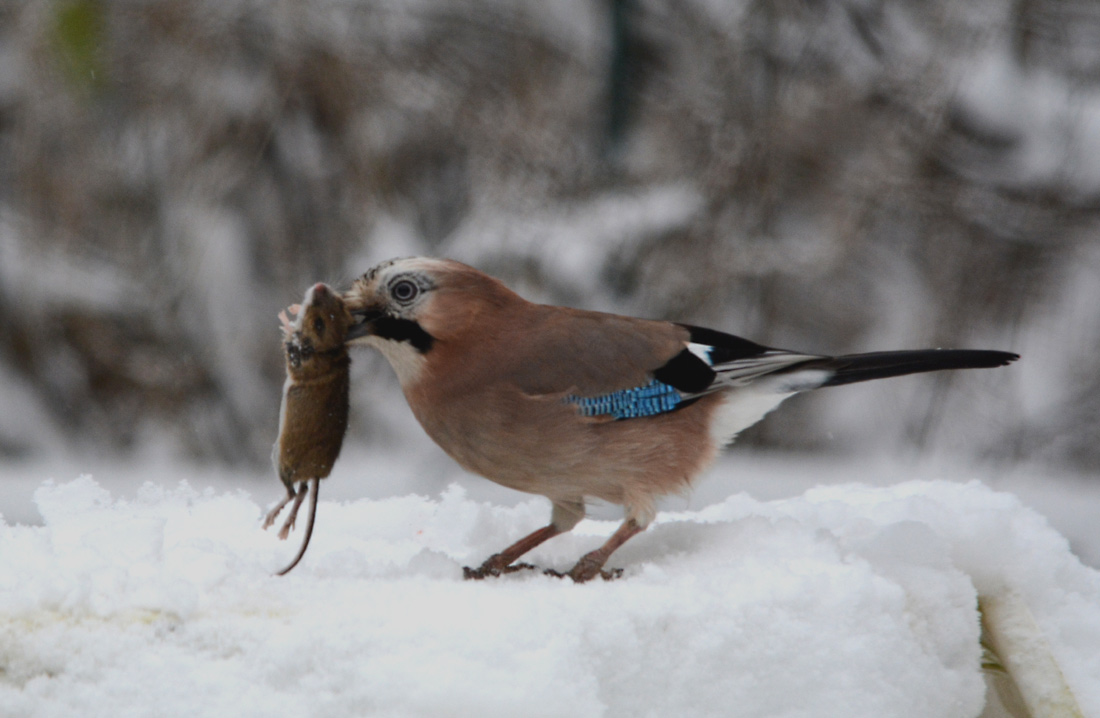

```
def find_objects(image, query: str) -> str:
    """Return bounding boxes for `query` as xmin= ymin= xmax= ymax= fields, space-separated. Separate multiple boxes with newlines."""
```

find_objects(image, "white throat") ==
xmin=361 ymin=336 xmax=427 ymax=386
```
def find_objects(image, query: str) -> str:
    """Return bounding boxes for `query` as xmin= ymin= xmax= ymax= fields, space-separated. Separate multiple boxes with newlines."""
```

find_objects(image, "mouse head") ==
xmin=282 ymin=283 xmax=353 ymax=375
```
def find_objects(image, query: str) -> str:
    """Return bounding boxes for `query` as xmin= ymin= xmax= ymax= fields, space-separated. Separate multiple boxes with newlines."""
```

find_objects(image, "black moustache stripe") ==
xmin=372 ymin=316 xmax=435 ymax=353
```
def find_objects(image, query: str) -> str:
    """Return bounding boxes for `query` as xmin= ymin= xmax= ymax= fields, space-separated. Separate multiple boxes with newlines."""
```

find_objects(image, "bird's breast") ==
xmin=402 ymin=378 xmax=726 ymax=504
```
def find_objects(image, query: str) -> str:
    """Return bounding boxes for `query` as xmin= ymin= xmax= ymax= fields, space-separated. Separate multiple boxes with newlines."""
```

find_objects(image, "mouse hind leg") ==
xmin=263 ymin=483 xmax=299 ymax=530
xmin=276 ymin=482 xmax=310 ymax=540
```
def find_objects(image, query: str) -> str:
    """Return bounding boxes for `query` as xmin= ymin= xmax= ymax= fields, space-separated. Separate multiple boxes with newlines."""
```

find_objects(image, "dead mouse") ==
xmin=263 ymin=282 xmax=352 ymax=575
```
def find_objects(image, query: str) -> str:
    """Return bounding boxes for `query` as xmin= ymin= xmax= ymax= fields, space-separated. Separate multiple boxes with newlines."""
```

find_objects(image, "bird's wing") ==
xmin=504 ymin=307 xmax=689 ymax=397
xmin=506 ymin=311 xmax=1016 ymax=422
xmin=664 ymin=328 xmax=1020 ymax=397
xmin=657 ymin=324 xmax=825 ymax=397
xmin=508 ymin=311 xmax=821 ymax=421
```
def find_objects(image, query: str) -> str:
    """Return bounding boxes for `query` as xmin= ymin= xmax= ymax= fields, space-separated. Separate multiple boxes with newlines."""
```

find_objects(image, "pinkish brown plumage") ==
xmin=342 ymin=257 xmax=1018 ymax=582
xmin=265 ymin=283 xmax=352 ymax=575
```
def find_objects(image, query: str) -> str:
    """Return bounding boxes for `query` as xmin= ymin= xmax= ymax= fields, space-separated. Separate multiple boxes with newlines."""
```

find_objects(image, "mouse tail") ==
xmin=275 ymin=477 xmax=320 ymax=576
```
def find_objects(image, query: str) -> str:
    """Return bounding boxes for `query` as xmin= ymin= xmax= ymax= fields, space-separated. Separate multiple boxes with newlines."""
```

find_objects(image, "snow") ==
xmin=2 ymin=455 xmax=1098 ymax=717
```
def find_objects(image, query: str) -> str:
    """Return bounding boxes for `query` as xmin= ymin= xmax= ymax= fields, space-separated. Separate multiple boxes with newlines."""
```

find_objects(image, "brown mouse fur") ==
xmin=264 ymin=282 xmax=352 ymax=575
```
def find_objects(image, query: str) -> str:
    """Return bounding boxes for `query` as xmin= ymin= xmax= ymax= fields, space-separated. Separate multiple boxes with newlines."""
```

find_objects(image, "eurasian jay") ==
xmin=343 ymin=257 xmax=1018 ymax=582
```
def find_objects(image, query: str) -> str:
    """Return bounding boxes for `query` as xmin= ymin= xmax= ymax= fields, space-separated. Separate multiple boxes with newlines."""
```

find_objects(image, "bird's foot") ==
xmin=542 ymin=564 xmax=624 ymax=583
xmin=463 ymin=560 xmax=540 ymax=580
xmin=567 ymin=552 xmax=623 ymax=583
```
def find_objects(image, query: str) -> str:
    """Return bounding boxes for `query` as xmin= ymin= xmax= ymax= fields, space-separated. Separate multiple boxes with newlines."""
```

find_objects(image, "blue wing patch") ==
xmin=565 ymin=379 xmax=683 ymax=419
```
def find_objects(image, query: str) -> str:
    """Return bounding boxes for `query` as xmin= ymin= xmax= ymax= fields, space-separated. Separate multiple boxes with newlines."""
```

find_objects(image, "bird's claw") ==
xmin=462 ymin=562 xmax=623 ymax=583
xmin=543 ymin=565 xmax=623 ymax=583
xmin=462 ymin=561 xmax=539 ymax=580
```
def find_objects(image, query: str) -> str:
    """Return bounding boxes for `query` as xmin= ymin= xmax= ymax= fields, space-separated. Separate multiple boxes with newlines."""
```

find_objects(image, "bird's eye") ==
xmin=392 ymin=279 xmax=419 ymax=303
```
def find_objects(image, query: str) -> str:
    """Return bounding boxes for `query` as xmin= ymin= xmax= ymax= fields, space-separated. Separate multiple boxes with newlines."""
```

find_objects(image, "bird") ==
xmin=342 ymin=257 xmax=1018 ymax=582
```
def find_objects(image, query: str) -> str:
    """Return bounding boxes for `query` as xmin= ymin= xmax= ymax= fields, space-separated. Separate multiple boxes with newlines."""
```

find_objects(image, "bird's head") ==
xmin=343 ymin=258 xmax=520 ymax=378
xmin=344 ymin=257 xmax=441 ymax=351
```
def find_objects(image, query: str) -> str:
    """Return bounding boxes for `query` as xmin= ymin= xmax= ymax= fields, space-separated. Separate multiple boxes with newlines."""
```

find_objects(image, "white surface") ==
xmin=1 ymin=458 xmax=1097 ymax=718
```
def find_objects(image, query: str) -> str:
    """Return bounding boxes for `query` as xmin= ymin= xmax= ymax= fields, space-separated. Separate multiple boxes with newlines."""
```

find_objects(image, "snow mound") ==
xmin=1 ymin=477 xmax=1097 ymax=717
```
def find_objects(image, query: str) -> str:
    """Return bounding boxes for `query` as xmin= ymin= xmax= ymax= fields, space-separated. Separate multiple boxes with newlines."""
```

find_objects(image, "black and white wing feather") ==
xmin=660 ymin=324 xmax=1018 ymax=398
xmin=565 ymin=323 xmax=1017 ymax=422
xmin=655 ymin=325 xmax=827 ymax=398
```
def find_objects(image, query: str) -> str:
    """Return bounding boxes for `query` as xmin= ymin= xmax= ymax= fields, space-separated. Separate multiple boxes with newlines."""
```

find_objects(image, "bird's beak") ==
xmin=345 ymin=308 xmax=381 ymax=342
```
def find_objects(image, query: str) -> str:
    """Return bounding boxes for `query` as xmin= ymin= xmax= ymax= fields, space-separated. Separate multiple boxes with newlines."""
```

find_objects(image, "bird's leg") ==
xmin=277 ymin=482 xmax=310 ymax=540
xmin=262 ymin=484 xmax=298 ymax=530
xmin=463 ymin=524 xmax=563 ymax=579
xmin=464 ymin=499 xmax=584 ymax=579
xmin=566 ymin=518 xmax=644 ymax=583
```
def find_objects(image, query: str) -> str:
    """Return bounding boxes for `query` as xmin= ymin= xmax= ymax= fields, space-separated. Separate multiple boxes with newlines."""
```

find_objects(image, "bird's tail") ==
xmin=802 ymin=349 xmax=1019 ymax=388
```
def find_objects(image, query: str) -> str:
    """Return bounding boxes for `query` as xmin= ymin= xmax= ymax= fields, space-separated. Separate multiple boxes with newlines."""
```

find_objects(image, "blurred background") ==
xmin=0 ymin=0 xmax=1097 ymax=543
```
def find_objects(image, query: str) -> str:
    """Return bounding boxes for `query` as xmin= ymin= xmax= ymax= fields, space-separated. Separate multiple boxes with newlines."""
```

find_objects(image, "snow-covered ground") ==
xmin=1 ymin=448 xmax=1098 ymax=717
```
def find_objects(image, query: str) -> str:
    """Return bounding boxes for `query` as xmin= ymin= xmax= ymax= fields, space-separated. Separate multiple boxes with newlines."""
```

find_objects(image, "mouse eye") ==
xmin=391 ymin=279 xmax=419 ymax=303
xmin=313 ymin=317 xmax=325 ymax=334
